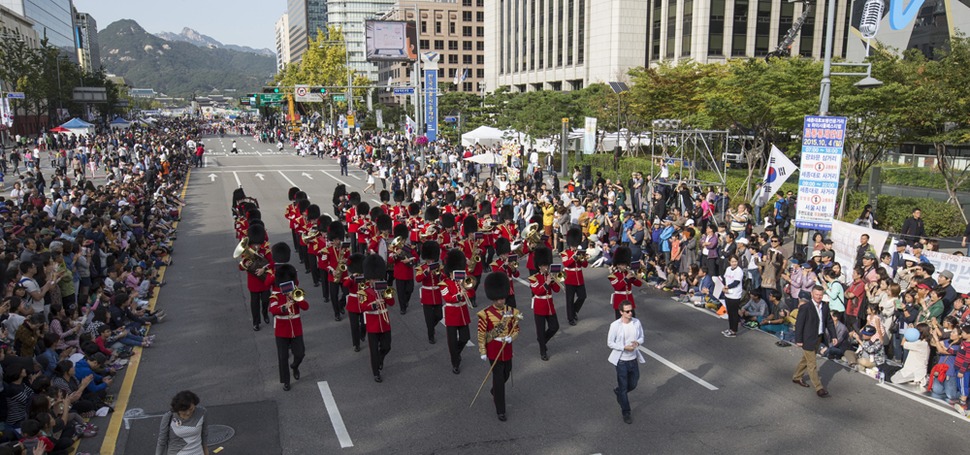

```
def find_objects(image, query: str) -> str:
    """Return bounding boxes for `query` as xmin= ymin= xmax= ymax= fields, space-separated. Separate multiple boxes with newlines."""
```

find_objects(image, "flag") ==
xmin=759 ymin=145 xmax=798 ymax=205
xmin=405 ymin=115 xmax=416 ymax=138
xmin=1 ymin=98 xmax=12 ymax=127
xmin=453 ymin=67 xmax=462 ymax=86
xmin=376 ymin=109 xmax=384 ymax=129
xmin=459 ymin=68 xmax=468 ymax=83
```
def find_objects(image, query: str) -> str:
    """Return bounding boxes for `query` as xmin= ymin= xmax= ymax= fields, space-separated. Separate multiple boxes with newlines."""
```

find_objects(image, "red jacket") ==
xmin=240 ymin=241 xmax=275 ymax=292
xmin=415 ymin=262 xmax=443 ymax=305
xmin=490 ymin=257 xmax=519 ymax=296
xmin=477 ymin=305 xmax=521 ymax=361
xmin=440 ymin=279 xmax=471 ymax=326
xmin=461 ymin=239 xmax=485 ymax=276
xmin=529 ymin=273 xmax=560 ymax=315
xmin=326 ymin=245 xmax=350 ymax=281
xmin=561 ymin=249 xmax=588 ymax=286
xmin=389 ymin=246 xmax=417 ymax=280
xmin=346 ymin=207 xmax=359 ymax=233
xmin=286 ymin=203 xmax=301 ymax=230
xmin=343 ymin=276 xmax=363 ymax=313
xmin=609 ymin=270 xmax=642 ymax=310
xmin=269 ymin=292 xmax=308 ymax=338
xmin=496 ymin=222 xmax=517 ymax=241
xmin=361 ymin=286 xmax=394 ymax=333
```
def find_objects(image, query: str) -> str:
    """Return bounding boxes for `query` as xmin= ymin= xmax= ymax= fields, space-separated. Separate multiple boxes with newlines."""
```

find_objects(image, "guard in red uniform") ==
xmin=303 ymin=205 xmax=322 ymax=285
xmin=561 ymin=227 xmax=588 ymax=326
xmin=389 ymin=224 xmax=416 ymax=314
xmin=608 ymin=246 xmax=642 ymax=319
xmin=496 ymin=206 xmax=517 ymax=242
xmin=415 ymin=240 xmax=443 ymax=343
xmin=441 ymin=249 xmax=472 ymax=374
xmin=346 ymin=192 xmax=362 ymax=253
xmin=477 ymin=271 xmax=521 ymax=421
xmin=379 ymin=190 xmax=391 ymax=215
xmin=355 ymin=202 xmax=372 ymax=254
xmin=461 ymin=215 xmax=485 ymax=306
xmin=370 ymin=214 xmax=393 ymax=269
xmin=294 ymin=199 xmax=311 ymax=272
xmin=284 ymin=187 xmax=302 ymax=261
xmin=241 ymin=224 xmax=275 ymax=331
xmin=343 ymin=253 xmax=366 ymax=351
xmin=443 ymin=191 xmax=457 ymax=214
xmin=361 ymin=255 xmax=395 ymax=382
xmin=391 ymin=190 xmax=407 ymax=228
xmin=324 ymin=222 xmax=349 ymax=320
xmin=268 ymin=264 xmax=307 ymax=391
xmin=309 ymin=215 xmax=332 ymax=294
xmin=529 ymin=246 xmax=560 ymax=361
xmin=439 ymin=213 xmax=457 ymax=252
xmin=407 ymin=202 xmax=423 ymax=244
xmin=491 ymin=238 xmax=520 ymax=308
xmin=525 ymin=214 xmax=548 ymax=276
xmin=478 ymin=201 xmax=497 ymax=266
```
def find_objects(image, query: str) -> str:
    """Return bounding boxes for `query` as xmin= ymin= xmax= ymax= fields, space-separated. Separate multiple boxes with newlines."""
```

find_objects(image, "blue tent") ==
xmin=60 ymin=117 xmax=94 ymax=128
xmin=110 ymin=116 xmax=131 ymax=129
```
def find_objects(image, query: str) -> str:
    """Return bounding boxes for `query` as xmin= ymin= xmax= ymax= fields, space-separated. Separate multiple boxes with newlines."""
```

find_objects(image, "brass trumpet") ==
xmin=573 ymin=252 xmax=588 ymax=263
xmin=382 ymin=287 xmax=396 ymax=299
xmin=462 ymin=277 xmax=476 ymax=289
xmin=301 ymin=228 xmax=320 ymax=243
xmin=290 ymin=288 xmax=305 ymax=302
xmin=553 ymin=272 xmax=566 ymax=283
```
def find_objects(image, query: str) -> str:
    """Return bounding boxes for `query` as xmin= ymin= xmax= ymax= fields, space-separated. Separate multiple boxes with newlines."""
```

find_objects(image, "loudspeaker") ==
xmin=582 ymin=165 xmax=592 ymax=182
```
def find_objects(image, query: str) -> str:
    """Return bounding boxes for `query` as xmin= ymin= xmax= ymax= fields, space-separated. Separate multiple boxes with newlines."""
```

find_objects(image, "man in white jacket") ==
xmin=607 ymin=302 xmax=646 ymax=424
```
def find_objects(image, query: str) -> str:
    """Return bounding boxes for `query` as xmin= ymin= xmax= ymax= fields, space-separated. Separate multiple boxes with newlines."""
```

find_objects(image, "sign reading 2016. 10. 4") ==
xmin=794 ymin=115 xmax=847 ymax=231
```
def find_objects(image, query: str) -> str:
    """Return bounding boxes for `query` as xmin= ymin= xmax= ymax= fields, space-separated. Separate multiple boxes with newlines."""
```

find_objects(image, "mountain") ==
xmin=99 ymin=20 xmax=276 ymax=98
xmin=155 ymin=27 xmax=275 ymax=57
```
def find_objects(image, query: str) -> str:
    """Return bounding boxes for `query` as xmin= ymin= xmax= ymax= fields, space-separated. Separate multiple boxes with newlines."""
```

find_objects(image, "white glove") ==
xmin=481 ymin=354 xmax=488 ymax=362
xmin=501 ymin=336 xmax=513 ymax=343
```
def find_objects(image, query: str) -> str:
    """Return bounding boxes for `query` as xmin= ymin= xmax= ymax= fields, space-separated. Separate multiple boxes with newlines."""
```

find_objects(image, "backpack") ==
xmin=588 ymin=218 xmax=601 ymax=235
xmin=776 ymin=199 xmax=789 ymax=219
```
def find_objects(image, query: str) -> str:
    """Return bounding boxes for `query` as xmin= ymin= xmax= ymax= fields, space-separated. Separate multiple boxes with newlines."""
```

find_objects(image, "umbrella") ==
xmin=50 ymin=126 xmax=69 ymax=133
xmin=464 ymin=152 xmax=504 ymax=165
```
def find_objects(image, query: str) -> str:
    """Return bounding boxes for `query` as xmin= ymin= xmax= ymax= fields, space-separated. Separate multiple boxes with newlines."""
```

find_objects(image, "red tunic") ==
xmin=490 ymin=258 xmax=519 ymax=296
xmin=479 ymin=217 xmax=496 ymax=248
xmin=326 ymin=245 xmax=350 ymax=281
xmin=415 ymin=262 xmax=443 ymax=305
xmin=440 ymin=279 xmax=471 ymax=326
xmin=240 ymin=242 xmax=275 ymax=292
xmin=268 ymin=291 xmax=308 ymax=338
xmin=234 ymin=219 xmax=248 ymax=240
xmin=408 ymin=216 xmax=423 ymax=242
xmin=477 ymin=305 xmax=521 ymax=361
xmin=307 ymin=235 xmax=325 ymax=264
xmin=525 ymin=237 xmax=552 ymax=270
xmin=461 ymin=239 xmax=485 ymax=277
xmin=346 ymin=207 xmax=359 ymax=234
xmin=496 ymin=223 xmax=517 ymax=241
xmin=560 ymin=249 xmax=588 ymax=286
xmin=609 ymin=271 xmax=642 ymax=310
xmin=286 ymin=203 xmax=301 ymax=230
xmin=357 ymin=219 xmax=372 ymax=245
xmin=343 ymin=276 xmax=364 ymax=313
xmin=361 ymin=286 xmax=394 ymax=333
xmin=529 ymin=273 xmax=560 ymax=316
xmin=389 ymin=247 xmax=416 ymax=280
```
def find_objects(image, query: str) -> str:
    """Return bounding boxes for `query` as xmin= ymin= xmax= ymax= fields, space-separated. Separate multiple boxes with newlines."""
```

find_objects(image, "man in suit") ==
xmin=792 ymin=285 xmax=833 ymax=397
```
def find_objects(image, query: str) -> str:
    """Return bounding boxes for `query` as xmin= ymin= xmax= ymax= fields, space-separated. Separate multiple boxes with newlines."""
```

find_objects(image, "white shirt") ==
xmin=723 ymin=266 xmax=744 ymax=299
xmin=814 ymin=301 xmax=824 ymax=335
xmin=607 ymin=317 xmax=646 ymax=365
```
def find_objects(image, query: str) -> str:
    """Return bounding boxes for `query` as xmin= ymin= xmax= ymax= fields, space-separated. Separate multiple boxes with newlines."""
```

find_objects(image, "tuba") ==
xmin=301 ymin=228 xmax=320 ymax=243
xmin=234 ymin=237 xmax=269 ymax=274
xmin=522 ymin=222 xmax=541 ymax=247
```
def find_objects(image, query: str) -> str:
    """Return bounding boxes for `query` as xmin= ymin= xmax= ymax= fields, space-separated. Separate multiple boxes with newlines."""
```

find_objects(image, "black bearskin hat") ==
xmin=271 ymin=242 xmax=291 ymax=263
xmin=393 ymin=190 xmax=406 ymax=202
xmin=363 ymin=254 xmax=387 ymax=280
xmin=249 ymin=219 xmax=265 ymax=228
xmin=441 ymin=212 xmax=456 ymax=229
xmin=295 ymin=191 xmax=308 ymax=202
xmin=444 ymin=191 xmax=456 ymax=204
xmin=463 ymin=215 xmax=478 ymax=235
xmin=500 ymin=205 xmax=514 ymax=222
xmin=276 ymin=264 xmax=298 ymax=284
xmin=328 ymin=221 xmax=346 ymax=241
xmin=408 ymin=202 xmax=421 ymax=216
xmin=613 ymin=246 xmax=632 ymax=266
xmin=478 ymin=201 xmax=491 ymax=214
xmin=461 ymin=195 xmax=475 ymax=209
xmin=484 ymin=272 xmax=510 ymax=301
xmin=393 ymin=224 xmax=408 ymax=239
xmin=379 ymin=190 xmax=390 ymax=202
xmin=348 ymin=253 xmax=365 ymax=274
xmin=566 ymin=227 xmax=582 ymax=247
xmin=246 ymin=208 xmax=261 ymax=221
xmin=356 ymin=201 xmax=371 ymax=215
xmin=495 ymin=237 xmax=511 ymax=255
xmin=307 ymin=204 xmax=321 ymax=220
xmin=247 ymin=223 xmax=267 ymax=244
xmin=424 ymin=206 xmax=440 ymax=222
xmin=288 ymin=187 xmax=301 ymax=201
xmin=533 ymin=246 xmax=553 ymax=268
xmin=421 ymin=240 xmax=440 ymax=261
xmin=297 ymin=199 xmax=310 ymax=213
xmin=348 ymin=192 xmax=361 ymax=205
xmin=232 ymin=188 xmax=247 ymax=205
xmin=317 ymin=215 xmax=332 ymax=232
xmin=444 ymin=249 xmax=467 ymax=274
xmin=529 ymin=214 xmax=542 ymax=225
xmin=376 ymin=214 xmax=392 ymax=232
xmin=369 ymin=206 xmax=385 ymax=220
xmin=332 ymin=184 xmax=346 ymax=204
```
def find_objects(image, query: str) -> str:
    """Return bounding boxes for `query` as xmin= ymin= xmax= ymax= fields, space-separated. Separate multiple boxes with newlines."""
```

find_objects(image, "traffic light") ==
xmin=262 ymin=86 xmax=281 ymax=93
xmin=310 ymin=87 xmax=327 ymax=94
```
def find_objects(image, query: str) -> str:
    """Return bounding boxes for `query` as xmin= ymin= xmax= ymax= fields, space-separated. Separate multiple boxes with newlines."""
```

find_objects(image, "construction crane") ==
xmin=765 ymin=1 xmax=815 ymax=61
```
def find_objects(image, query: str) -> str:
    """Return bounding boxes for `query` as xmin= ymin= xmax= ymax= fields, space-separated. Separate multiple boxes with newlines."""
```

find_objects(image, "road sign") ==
xmin=257 ymin=93 xmax=285 ymax=103
xmin=333 ymin=95 xmax=346 ymax=102
xmin=295 ymin=85 xmax=323 ymax=103
xmin=392 ymin=87 xmax=415 ymax=95
xmin=347 ymin=114 xmax=356 ymax=128
xmin=5 ymin=92 xmax=25 ymax=99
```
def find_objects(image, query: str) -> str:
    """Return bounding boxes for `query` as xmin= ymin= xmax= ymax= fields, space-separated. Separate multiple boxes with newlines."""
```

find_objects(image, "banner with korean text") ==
xmin=794 ymin=115 xmax=847 ymax=231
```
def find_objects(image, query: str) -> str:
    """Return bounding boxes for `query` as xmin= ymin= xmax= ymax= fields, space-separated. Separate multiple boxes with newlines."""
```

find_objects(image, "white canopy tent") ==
xmin=461 ymin=125 xmax=505 ymax=148
xmin=59 ymin=118 xmax=95 ymax=136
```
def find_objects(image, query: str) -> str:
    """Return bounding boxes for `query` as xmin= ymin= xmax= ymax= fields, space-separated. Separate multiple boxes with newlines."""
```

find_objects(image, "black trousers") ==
xmin=300 ymin=245 xmax=310 ymax=273
xmin=348 ymin=312 xmax=365 ymax=349
xmin=275 ymin=336 xmax=305 ymax=385
xmin=534 ymin=314 xmax=560 ymax=355
xmin=423 ymin=304 xmax=443 ymax=341
xmin=320 ymin=270 xmax=331 ymax=302
xmin=446 ymin=324 xmax=470 ymax=368
xmin=250 ymin=290 xmax=270 ymax=325
xmin=725 ymin=297 xmax=742 ymax=333
xmin=396 ymin=278 xmax=414 ymax=312
xmin=491 ymin=359 xmax=512 ymax=415
xmin=565 ymin=284 xmax=587 ymax=322
xmin=310 ymin=258 xmax=321 ymax=285
xmin=471 ymin=274 xmax=482 ymax=307
xmin=330 ymin=283 xmax=345 ymax=317
xmin=367 ymin=331 xmax=392 ymax=376
xmin=290 ymin=230 xmax=301 ymax=263
xmin=484 ymin=246 xmax=495 ymax=268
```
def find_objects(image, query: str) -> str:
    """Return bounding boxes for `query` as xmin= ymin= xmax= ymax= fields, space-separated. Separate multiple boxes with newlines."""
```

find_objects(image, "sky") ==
xmin=73 ymin=0 xmax=282 ymax=51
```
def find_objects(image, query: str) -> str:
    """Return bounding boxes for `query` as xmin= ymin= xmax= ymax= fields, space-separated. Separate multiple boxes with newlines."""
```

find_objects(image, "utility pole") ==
xmin=560 ymin=117 xmax=569 ymax=176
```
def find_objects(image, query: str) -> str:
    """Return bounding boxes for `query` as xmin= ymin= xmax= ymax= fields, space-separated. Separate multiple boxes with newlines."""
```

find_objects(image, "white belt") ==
xmin=614 ymin=291 xmax=631 ymax=295
xmin=533 ymin=295 xmax=552 ymax=300
xmin=565 ymin=267 xmax=582 ymax=271
xmin=421 ymin=286 xmax=438 ymax=290
xmin=445 ymin=302 xmax=466 ymax=307
xmin=364 ymin=309 xmax=388 ymax=315
xmin=275 ymin=314 xmax=301 ymax=320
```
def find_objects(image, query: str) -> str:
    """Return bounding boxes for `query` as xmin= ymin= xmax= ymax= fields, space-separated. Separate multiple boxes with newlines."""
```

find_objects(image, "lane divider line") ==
xmin=317 ymin=381 xmax=355 ymax=448
xmin=638 ymin=346 xmax=719 ymax=391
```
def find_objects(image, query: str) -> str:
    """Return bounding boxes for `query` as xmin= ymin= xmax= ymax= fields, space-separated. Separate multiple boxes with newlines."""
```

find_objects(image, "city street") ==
xmin=93 ymin=134 xmax=970 ymax=455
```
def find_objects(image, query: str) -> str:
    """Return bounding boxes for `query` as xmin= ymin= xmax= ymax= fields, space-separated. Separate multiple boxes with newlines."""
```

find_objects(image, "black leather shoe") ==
xmin=568 ymin=320 xmax=577 ymax=326
xmin=291 ymin=366 xmax=300 ymax=380
xmin=623 ymin=414 xmax=632 ymax=424
xmin=314 ymin=282 xmax=320 ymax=287
xmin=335 ymin=314 xmax=342 ymax=321
xmin=452 ymin=366 xmax=460 ymax=375
xmin=253 ymin=324 xmax=260 ymax=332
xmin=283 ymin=383 xmax=291 ymax=391
xmin=541 ymin=353 xmax=549 ymax=361
xmin=497 ymin=413 xmax=506 ymax=422
xmin=263 ymin=315 xmax=270 ymax=324
xmin=429 ymin=337 xmax=436 ymax=344
xmin=353 ymin=346 xmax=360 ymax=352
xmin=374 ymin=375 xmax=382 ymax=383
xmin=400 ymin=309 xmax=407 ymax=315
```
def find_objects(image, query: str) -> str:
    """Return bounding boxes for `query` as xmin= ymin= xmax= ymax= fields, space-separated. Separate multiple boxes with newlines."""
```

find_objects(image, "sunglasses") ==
xmin=620 ymin=310 xmax=633 ymax=314
xmin=771 ymin=240 xmax=779 ymax=243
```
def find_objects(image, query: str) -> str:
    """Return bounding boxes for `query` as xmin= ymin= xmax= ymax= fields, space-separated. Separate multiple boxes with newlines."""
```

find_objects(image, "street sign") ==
xmin=333 ymin=95 xmax=346 ymax=102
xmin=6 ymin=92 xmax=25 ymax=99
xmin=392 ymin=87 xmax=415 ymax=95
xmin=295 ymin=85 xmax=323 ymax=103
xmin=347 ymin=114 xmax=356 ymax=128
xmin=257 ymin=93 xmax=285 ymax=103
xmin=444 ymin=116 xmax=457 ymax=123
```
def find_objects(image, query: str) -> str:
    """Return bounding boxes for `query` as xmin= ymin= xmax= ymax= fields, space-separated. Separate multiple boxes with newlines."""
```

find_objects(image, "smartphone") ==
xmin=550 ymin=264 xmax=562 ymax=273
xmin=453 ymin=270 xmax=466 ymax=280
xmin=279 ymin=281 xmax=296 ymax=294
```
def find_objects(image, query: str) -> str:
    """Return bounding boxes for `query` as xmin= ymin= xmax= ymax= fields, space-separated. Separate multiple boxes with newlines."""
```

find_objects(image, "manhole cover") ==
xmin=207 ymin=425 xmax=235 ymax=445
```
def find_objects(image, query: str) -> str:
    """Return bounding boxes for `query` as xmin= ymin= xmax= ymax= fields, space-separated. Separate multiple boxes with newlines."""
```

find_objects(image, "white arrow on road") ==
xmin=302 ymin=172 xmax=314 ymax=180
xmin=254 ymin=173 xmax=265 ymax=181
xmin=208 ymin=174 xmax=217 ymax=182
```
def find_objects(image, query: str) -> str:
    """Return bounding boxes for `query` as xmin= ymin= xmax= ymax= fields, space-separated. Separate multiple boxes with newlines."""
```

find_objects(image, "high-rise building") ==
xmin=646 ymin=0 xmax=851 ymax=65
xmin=377 ymin=0 xmax=486 ymax=105
xmin=326 ymin=0 xmax=397 ymax=83
xmin=0 ymin=0 xmax=76 ymax=62
xmin=0 ymin=3 xmax=39 ymax=48
xmin=74 ymin=11 xmax=100 ymax=73
xmin=276 ymin=13 xmax=292 ymax=72
xmin=287 ymin=0 xmax=329 ymax=63
xmin=484 ymin=0 xmax=648 ymax=93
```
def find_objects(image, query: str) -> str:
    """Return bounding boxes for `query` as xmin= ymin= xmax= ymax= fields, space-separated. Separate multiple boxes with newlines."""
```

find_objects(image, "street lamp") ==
xmin=818 ymin=0 xmax=882 ymax=115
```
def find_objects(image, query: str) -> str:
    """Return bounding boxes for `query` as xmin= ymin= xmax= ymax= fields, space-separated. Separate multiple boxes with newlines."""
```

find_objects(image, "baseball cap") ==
xmin=863 ymin=252 xmax=876 ymax=260
xmin=939 ymin=270 xmax=954 ymax=280
xmin=860 ymin=325 xmax=877 ymax=337
xmin=896 ymin=240 xmax=908 ymax=247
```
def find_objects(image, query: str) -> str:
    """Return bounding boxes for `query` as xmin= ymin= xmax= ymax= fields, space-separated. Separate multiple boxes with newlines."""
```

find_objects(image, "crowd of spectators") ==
xmin=0 ymin=121 xmax=191 ymax=454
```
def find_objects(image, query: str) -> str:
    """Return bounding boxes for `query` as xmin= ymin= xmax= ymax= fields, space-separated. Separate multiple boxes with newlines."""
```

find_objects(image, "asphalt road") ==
xmin=91 ymin=134 xmax=970 ymax=455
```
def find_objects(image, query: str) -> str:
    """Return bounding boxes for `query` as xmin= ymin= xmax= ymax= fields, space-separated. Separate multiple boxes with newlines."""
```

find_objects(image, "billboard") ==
xmin=794 ymin=116 xmax=847 ymax=231
xmin=365 ymin=20 xmax=418 ymax=62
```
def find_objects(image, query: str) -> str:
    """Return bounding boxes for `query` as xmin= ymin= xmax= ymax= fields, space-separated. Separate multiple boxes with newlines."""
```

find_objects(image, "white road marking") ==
xmin=876 ymin=383 xmax=970 ymax=423
xmin=638 ymin=346 xmax=719 ymax=391
xmin=321 ymin=170 xmax=350 ymax=187
xmin=514 ymin=278 xmax=529 ymax=287
xmin=370 ymin=199 xmax=381 ymax=206
xmin=277 ymin=170 xmax=299 ymax=187
xmin=232 ymin=171 xmax=241 ymax=187
xmin=254 ymin=173 xmax=265 ymax=181
xmin=216 ymin=164 xmax=341 ymax=168
xmin=208 ymin=174 xmax=217 ymax=182
xmin=348 ymin=173 xmax=361 ymax=180
xmin=317 ymin=381 xmax=354 ymax=448
xmin=302 ymin=172 xmax=314 ymax=180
